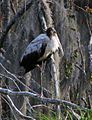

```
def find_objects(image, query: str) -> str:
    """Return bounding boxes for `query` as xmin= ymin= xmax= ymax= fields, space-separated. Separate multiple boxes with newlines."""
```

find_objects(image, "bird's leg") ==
xmin=40 ymin=61 xmax=46 ymax=97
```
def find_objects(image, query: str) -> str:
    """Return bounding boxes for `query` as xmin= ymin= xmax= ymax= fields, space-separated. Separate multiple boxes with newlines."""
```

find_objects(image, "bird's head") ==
xmin=46 ymin=27 xmax=56 ymax=37
xmin=46 ymin=27 xmax=64 ymax=57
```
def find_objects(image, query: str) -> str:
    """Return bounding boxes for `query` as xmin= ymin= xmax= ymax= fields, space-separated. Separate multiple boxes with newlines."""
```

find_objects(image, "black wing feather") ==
xmin=20 ymin=42 xmax=47 ymax=72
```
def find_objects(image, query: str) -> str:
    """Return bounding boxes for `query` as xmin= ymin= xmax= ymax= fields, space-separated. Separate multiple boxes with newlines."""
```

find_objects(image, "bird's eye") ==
xmin=53 ymin=31 xmax=56 ymax=33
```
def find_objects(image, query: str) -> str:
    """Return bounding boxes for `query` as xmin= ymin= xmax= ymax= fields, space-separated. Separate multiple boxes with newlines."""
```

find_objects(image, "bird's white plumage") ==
xmin=39 ymin=35 xmax=60 ymax=61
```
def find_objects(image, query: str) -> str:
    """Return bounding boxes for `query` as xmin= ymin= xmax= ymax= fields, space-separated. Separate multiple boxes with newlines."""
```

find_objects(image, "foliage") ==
xmin=85 ymin=6 xmax=92 ymax=14
xmin=80 ymin=110 xmax=92 ymax=120
xmin=34 ymin=110 xmax=56 ymax=120
xmin=34 ymin=108 xmax=92 ymax=120
xmin=65 ymin=49 xmax=78 ymax=79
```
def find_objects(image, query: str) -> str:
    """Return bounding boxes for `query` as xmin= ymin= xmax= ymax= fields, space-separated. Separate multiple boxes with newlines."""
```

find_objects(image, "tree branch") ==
xmin=1 ymin=95 xmax=18 ymax=120
xmin=0 ymin=0 xmax=34 ymax=48
xmin=6 ymin=95 xmax=36 ymax=120
xmin=30 ymin=78 xmax=52 ymax=97
xmin=0 ymin=87 xmax=88 ymax=111
xmin=75 ymin=63 xmax=86 ymax=79
xmin=0 ymin=72 xmax=52 ymax=97
xmin=0 ymin=63 xmax=36 ymax=93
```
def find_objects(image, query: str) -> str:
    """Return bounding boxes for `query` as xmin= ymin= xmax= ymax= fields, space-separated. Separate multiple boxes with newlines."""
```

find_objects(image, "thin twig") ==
xmin=73 ymin=3 xmax=89 ymax=14
xmin=0 ymin=73 xmax=21 ymax=90
xmin=68 ymin=107 xmax=81 ymax=120
xmin=32 ymin=104 xmax=53 ymax=110
xmin=0 ymin=63 xmax=37 ymax=94
xmin=0 ymin=72 xmax=52 ymax=96
xmin=81 ymin=97 xmax=88 ymax=107
xmin=75 ymin=63 xmax=86 ymax=79
xmin=7 ymin=95 xmax=36 ymax=120
xmin=1 ymin=95 xmax=18 ymax=120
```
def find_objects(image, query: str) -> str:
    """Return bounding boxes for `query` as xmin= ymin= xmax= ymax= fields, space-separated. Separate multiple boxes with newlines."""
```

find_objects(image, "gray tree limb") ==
xmin=0 ymin=87 xmax=88 ymax=111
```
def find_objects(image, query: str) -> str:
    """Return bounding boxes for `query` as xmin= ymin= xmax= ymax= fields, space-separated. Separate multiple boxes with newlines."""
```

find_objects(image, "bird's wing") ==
xmin=20 ymin=34 xmax=49 ymax=62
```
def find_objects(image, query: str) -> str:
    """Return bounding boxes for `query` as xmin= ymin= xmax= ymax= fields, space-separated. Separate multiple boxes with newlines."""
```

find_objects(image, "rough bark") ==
xmin=1 ymin=0 xmax=11 ymax=119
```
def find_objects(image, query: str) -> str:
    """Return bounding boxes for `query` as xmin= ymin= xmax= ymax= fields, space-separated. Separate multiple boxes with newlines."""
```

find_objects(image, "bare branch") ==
xmin=0 ymin=72 xmax=52 ymax=97
xmin=6 ymin=95 xmax=36 ymax=120
xmin=73 ymin=3 xmax=88 ymax=13
xmin=32 ymin=104 xmax=53 ymax=111
xmin=1 ymin=95 xmax=19 ymax=120
xmin=75 ymin=63 xmax=86 ymax=79
xmin=68 ymin=107 xmax=81 ymax=120
xmin=0 ymin=63 xmax=36 ymax=93
xmin=0 ymin=0 xmax=34 ymax=47
xmin=0 ymin=87 xmax=89 ymax=111
xmin=0 ymin=73 xmax=21 ymax=90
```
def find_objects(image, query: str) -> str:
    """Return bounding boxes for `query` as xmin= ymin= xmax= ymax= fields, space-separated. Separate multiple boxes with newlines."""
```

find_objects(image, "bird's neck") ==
xmin=46 ymin=32 xmax=52 ymax=38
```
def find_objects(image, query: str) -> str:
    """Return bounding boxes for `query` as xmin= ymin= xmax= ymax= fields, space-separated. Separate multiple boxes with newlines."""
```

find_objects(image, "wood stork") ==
xmin=20 ymin=27 xmax=64 ymax=73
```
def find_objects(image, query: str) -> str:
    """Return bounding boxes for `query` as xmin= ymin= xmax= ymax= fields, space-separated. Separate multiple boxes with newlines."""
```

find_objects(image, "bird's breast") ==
xmin=38 ymin=37 xmax=59 ymax=61
xmin=48 ymin=36 xmax=59 ymax=52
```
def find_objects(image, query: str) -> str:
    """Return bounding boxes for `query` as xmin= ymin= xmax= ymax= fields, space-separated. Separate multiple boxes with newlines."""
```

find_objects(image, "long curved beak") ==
xmin=58 ymin=41 xmax=64 ymax=57
xmin=55 ymin=33 xmax=64 ymax=57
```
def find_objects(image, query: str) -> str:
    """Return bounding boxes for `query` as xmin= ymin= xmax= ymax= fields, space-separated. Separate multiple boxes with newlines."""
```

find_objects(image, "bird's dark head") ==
xmin=46 ymin=27 xmax=56 ymax=37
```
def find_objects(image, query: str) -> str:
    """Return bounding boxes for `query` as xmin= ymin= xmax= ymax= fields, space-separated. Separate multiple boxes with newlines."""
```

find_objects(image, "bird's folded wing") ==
xmin=20 ymin=34 xmax=49 ymax=62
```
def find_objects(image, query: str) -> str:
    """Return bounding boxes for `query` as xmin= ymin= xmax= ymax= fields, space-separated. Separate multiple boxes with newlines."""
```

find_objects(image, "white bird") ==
xmin=20 ymin=27 xmax=64 ymax=73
